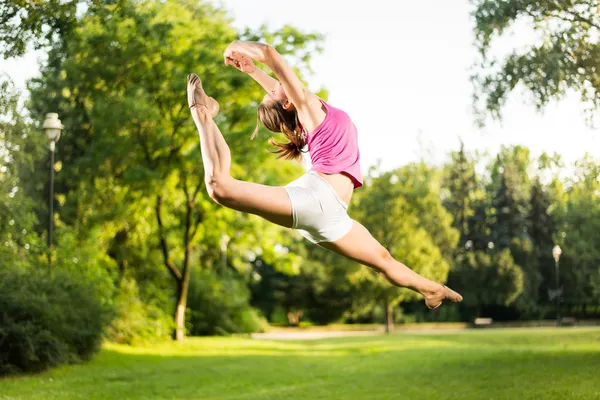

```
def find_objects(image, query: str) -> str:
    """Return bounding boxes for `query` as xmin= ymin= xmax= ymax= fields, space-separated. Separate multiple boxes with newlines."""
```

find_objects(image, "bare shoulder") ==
xmin=296 ymin=90 xmax=327 ymax=134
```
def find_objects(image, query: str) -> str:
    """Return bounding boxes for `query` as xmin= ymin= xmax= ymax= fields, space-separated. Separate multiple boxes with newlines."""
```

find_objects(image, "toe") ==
xmin=187 ymin=73 xmax=198 ymax=84
xmin=445 ymin=286 xmax=463 ymax=302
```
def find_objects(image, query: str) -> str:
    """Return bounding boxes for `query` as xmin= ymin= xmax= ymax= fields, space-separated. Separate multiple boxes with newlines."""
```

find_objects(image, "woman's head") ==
xmin=263 ymin=81 xmax=289 ymax=105
xmin=254 ymin=87 xmax=305 ymax=162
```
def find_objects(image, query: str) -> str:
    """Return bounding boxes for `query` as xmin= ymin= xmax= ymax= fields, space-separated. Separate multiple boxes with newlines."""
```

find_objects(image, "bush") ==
xmin=187 ymin=269 xmax=267 ymax=336
xmin=0 ymin=264 xmax=113 ymax=374
xmin=105 ymin=277 xmax=174 ymax=345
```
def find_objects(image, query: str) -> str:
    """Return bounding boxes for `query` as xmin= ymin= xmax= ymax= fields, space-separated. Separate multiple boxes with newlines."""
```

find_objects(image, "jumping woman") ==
xmin=187 ymin=40 xmax=463 ymax=309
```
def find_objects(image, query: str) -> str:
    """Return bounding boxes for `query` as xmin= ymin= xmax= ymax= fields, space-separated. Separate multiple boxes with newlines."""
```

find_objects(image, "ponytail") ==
xmin=255 ymin=101 xmax=306 ymax=162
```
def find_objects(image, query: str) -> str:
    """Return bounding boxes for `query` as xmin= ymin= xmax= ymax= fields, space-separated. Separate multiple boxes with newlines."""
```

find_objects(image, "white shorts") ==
xmin=284 ymin=171 xmax=354 ymax=243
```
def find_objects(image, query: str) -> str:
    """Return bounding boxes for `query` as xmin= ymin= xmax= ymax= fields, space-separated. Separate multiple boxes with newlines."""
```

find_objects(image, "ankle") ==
xmin=191 ymin=104 xmax=212 ymax=121
xmin=420 ymin=282 xmax=444 ymax=298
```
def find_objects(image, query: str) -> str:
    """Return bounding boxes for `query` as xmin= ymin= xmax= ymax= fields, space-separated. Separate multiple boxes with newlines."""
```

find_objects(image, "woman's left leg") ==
xmin=187 ymin=73 xmax=294 ymax=228
xmin=317 ymin=220 xmax=462 ymax=308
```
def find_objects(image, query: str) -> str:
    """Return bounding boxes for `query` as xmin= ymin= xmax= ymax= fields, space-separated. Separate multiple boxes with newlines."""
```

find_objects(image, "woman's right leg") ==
xmin=318 ymin=220 xmax=463 ymax=308
xmin=188 ymin=74 xmax=293 ymax=228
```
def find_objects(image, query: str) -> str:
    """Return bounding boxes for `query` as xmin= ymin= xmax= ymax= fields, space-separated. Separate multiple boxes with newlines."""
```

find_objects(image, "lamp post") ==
xmin=43 ymin=113 xmax=64 ymax=254
xmin=552 ymin=245 xmax=562 ymax=327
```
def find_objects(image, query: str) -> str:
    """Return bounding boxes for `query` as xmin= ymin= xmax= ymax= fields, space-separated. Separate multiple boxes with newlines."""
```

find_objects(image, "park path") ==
xmin=251 ymin=325 xmax=600 ymax=340
xmin=252 ymin=328 xmax=467 ymax=340
xmin=252 ymin=331 xmax=380 ymax=340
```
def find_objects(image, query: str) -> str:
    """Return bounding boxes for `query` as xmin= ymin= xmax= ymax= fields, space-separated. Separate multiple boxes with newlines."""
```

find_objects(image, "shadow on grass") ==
xmin=2 ymin=332 xmax=600 ymax=400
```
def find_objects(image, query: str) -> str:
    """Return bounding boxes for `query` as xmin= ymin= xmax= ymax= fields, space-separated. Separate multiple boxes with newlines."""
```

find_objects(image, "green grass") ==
xmin=2 ymin=327 xmax=600 ymax=400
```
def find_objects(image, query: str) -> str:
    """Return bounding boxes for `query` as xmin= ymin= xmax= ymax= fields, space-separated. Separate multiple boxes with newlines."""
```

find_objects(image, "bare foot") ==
xmin=424 ymin=284 xmax=463 ymax=310
xmin=187 ymin=73 xmax=219 ymax=118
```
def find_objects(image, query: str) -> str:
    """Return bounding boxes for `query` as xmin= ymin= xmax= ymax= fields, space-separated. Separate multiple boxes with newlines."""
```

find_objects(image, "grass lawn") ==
xmin=1 ymin=327 xmax=599 ymax=400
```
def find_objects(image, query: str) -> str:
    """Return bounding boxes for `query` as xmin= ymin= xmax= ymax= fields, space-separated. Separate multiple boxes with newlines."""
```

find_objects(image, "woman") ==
xmin=187 ymin=40 xmax=462 ymax=309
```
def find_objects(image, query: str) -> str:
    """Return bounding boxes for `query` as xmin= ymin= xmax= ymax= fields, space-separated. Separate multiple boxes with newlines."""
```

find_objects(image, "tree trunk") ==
xmin=174 ymin=239 xmax=193 ymax=341
xmin=175 ymin=276 xmax=190 ymax=341
xmin=175 ymin=299 xmax=186 ymax=341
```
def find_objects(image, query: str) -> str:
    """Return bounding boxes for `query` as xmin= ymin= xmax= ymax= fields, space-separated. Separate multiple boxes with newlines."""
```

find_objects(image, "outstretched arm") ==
xmin=224 ymin=40 xmax=312 ymax=111
xmin=224 ymin=52 xmax=279 ymax=93
xmin=249 ymin=68 xmax=280 ymax=93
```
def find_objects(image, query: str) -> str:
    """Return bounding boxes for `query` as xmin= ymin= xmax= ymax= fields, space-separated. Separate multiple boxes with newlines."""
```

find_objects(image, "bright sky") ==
xmin=2 ymin=0 xmax=598 ymax=174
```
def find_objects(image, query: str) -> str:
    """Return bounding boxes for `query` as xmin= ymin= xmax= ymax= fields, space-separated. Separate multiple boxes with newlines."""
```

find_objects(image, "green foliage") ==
xmin=443 ymin=141 xmax=480 ymax=246
xmin=442 ymin=144 xmax=583 ymax=320
xmin=0 ymin=75 xmax=45 ymax=258
xmin=4 ymin=0 xmax=598 ymax=344
xmin=186 ymin=269 xmax=267 ymax=336
xmin=553 ymin=154 xmax=600 ymax=305
xmin=0 ymin=260 xmax=113 ymax=375
xmin=472 ymin=0 xmax=600 ymax=124
xmin=1 ymin=77 xmax=115 ymax=374
xmin=487 ymin=146 xmax=541 ymax=315
xmin=0 ymin=0 xmax=84 ymax=58
xmin=444 ymin=143 xmax=600 ymax=320
xmin=105 ymin=278 xmax=174 ymax=345
xmin=528 ymin=177 xmax=555 ymax=294
xmin=24 ymin=0 xmax=323 ymax=338
xmin=454 ymin=249 xmax=524 ymax=313
xmin=348 ymin=163 xmax=459 ymax=321
xmin=490 ymin=157 xmax=531 ymax=249
xmin=249 ymin=252 xmax=353 ymax=325
xmin=0 ymin=100 xmax=117 ymax=371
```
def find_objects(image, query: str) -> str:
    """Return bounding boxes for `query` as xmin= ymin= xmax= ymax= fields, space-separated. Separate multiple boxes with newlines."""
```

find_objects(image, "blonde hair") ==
xmin=253 ymin=100 xmax=306 ymax=162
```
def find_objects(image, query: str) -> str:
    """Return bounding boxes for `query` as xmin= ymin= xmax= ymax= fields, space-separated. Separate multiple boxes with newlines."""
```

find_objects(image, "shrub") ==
xmin=105 ymin=277 xmax=173 ymax=345
xmin=0 ymin=264 xmax=113 ymax=374
xmin=187 ymin=269 xmax=267 ymax=336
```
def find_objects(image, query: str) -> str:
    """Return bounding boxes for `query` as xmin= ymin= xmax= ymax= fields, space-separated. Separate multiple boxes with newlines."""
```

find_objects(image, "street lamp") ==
xmin=552 ymin=245 xmax=562 ymax=327
xmin=43 ymin=113 xmax=64 ymax=252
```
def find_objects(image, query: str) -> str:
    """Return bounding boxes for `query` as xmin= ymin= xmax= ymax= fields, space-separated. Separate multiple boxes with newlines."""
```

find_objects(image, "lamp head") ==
xmin=43 ymin=113 xmax=64 ymax=142
xmin=552 ymin=245 xmax=562 ymax=262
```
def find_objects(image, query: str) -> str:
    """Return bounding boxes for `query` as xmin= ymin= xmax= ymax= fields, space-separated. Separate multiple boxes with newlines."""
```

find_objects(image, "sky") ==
xmin=2 ymin=0 xmax=598 ymax=175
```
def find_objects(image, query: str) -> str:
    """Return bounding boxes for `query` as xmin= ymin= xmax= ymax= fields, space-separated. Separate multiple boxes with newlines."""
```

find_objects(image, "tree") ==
xmin=0 ymin=75 xmax=44 ymax=265
xmin=472 ymin=0 xmax=600 ymax=124
xmin=488 ymin=146 xmax=546 ymax=317
xmin=26 ymin=0 xmax=323 ymax=340
xmin=443 ymin=144 xmax=540 ymax=319
xmin=249 ymin=239 xmax=355 ymax=326
xmin=528 ymin=176 xmax=556 ymax=314
xmin=352 ymin=164 xmax=459 ymax=331
xmin=443 ymin=141 xmax=479 ymax=246
xmin=554 ymin=154 xmax=600 ymax=308
xmin=0 ymin=0 xmax=110 ymax=59
xmin=452 ymin=249 xmax=524 ymax=318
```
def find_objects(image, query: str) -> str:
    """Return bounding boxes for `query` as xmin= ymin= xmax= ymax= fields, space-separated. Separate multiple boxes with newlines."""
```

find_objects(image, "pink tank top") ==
xmin=302 ymin=100 xmax=363 ymax=189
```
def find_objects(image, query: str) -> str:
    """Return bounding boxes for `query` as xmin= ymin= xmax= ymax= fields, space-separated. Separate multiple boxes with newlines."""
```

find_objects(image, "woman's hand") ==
xmin=224 ymin=51 xmax=256 ymax=74
xmin=223 ymin=40 xmax=243 ymax=59
xmin=224 ymin=40 xmax=269 ymax=66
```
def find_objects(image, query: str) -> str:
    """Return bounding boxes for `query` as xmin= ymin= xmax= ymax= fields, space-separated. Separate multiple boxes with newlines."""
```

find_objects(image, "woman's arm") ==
xmin=225 ymin=51 xmax=279 ymax=93
xmin=224 ymin=41 xmax=312 ymax=111
xmin=249 ymin=68 xmax=280 ymax=93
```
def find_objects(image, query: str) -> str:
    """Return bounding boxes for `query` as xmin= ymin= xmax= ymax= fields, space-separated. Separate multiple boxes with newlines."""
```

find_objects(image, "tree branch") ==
xmin=181 ymin=176 xmax=193 ymax=292
xmin=0 ymin=9 xmax=18 ymax=26
xmin=156 ymin=195 xmax=182 ymax=281
xmin=192 ymin=180 xmax=205 ymax=200
xmin=183 ymin=207 xmax=192 ymax=263
xmin=563 ymin=9 xmax=600 ymax=30
xmin=133 ymin=122 xmax=154 ymax=166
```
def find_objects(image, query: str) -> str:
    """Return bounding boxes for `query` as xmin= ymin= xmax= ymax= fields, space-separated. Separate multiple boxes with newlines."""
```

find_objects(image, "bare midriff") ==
xmin=314 ymin=171 xmax=354 ymax=205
